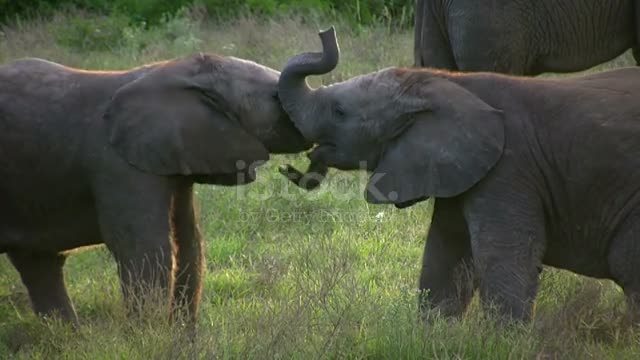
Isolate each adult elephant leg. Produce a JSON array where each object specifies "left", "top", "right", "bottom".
[
  {"left": 171, "top": 184, "right": 204, "bottom": 325},
  {"left": 419, "top": 198, "right": 475, "bottom": 318},
  {"left": 96, "top": 176, "right": 175, "bottom": 319},
  {"left": 464, "top": 193, "right": 545, "bottom": 322},
  {"left": 8, "top": 251, "right": 78, "bottom": 325},
  {"left": 607, "top": 213, "right": 640, "bottom": 325},
  {"left": 633, "top": 46, "right": 640, "bottom": 66},
  {"left": 636, "top": 1, "right": 640, "bottom": 65},
  {"left": 447, "top": 5, "right": 529, "bottom": 75},
  {"left": 413, "top": 0, "right": 457, "bottom": 69}
]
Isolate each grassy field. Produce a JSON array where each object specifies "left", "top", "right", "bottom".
[{"left": 1, "top": 10, "right": 639, "bottom": 359}]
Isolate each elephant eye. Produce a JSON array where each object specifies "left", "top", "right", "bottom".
[
  {"left": 271, "top": 92, "right": 281, "bottom": 103},
  {"left": 334, "top": 103, "right": 346, "bottom": 117}
]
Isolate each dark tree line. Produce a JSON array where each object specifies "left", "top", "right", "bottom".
[{"left": 0, "top": 0, "right": 414, "bottom": 26}]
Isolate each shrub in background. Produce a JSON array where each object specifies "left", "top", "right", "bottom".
[
  {"left": 2, "top": 0, "right": 414, "bottom": 52},
  {"left": 54, "top": 13, "right": 135, "bottom": 51},
  {"left": 52, "top": 8, "right": 203, "bottom": 52},
  {"left": 1, "top": 0, "right": 414, "bottom": 27}
]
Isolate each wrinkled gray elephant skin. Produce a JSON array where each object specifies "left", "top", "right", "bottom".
[
  {"left": 415, "top": 0, "right": 640, "bottom": 74},
  {"left": 278, "top": 28, "right": 640, "bottom": 323},
  {"left": 0, "top": 54, "right": 311, "bottom": 326}
]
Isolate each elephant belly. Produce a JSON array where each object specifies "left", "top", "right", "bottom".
[
  {"left": 0, "top": 204, "right": 103, "bottom": 254},
  {"left": 542, "top": 232, "right": 612, "bottom": 279}
]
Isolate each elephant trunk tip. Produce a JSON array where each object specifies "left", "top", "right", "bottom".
[
  {"left": 318, "top": 26, "right": 340, "bottom": 73},
  {"left": 280, "top": 26, "right": 340, "bottom": 80}
]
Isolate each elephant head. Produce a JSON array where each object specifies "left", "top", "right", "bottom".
[
  {"left": 104, "top": 53, "right": 311, "bottom": 185},
  {"left": 278, "top": 28, "right": 505, "bottom": 206}
]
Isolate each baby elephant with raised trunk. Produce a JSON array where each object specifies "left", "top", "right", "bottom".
[
  {"left": 0, "top": 54, "right": 310, "bottom": 326},
  {"left": 280, "top": 28, "right": 640, "bottom": 322}
]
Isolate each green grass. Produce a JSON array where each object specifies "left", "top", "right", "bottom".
[{"left": 1, "top": 10, "right": 640, "bottom": 359}]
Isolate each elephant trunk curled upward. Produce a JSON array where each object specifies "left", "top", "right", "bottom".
[
  {"left": 279, "top": 28, "right": 640, "bottom": 323},
  {"left": 0, "top": 53, "right": 310, "bottom": 326}
]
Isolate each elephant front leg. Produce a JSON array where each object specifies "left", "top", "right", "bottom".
[
  {"left": 96, "top": 183, "right": 175, "bottom": 320},
  {"left": 419, "top": 198, "right": 475, "bottom": 318},
  {"left": 464, "top": 198, "right": 545, "bottom": 322},
  {"left": 106, "top": 226, "right": 175, "bottom": 319},
  {"left": 8, "top": 251, "right": 78, "bottom": 326},
  {"left": 171, "top": 185, "right": 204, "bottom": 325}
]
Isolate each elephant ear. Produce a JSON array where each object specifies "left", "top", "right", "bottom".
[
  {"left": 104, "top": 63, "right": 269, "bottom": 181},
  {"left": 365, "top": 77, "right": 504, "bottom": 205}
]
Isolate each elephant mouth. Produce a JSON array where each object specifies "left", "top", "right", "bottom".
[
  {"left": 312, "top": 142, "right": 365, "bottom": 171},
  {"left": 321, "top": 142, "right": 382, "bottom": 171},
  {"left": 262, "top": 121, "right": 314, "bottom": 154},
  {"left": 315, "top": 142, "right": 337, "bottom": 156}
]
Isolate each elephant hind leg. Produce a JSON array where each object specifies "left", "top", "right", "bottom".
[
  {"left": 171, "top": 186, "right": 204, "bottom": 325},
  {"left": 8, "top": 251, "right": 78, "bottom": 326}
]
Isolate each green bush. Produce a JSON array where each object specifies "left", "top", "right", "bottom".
[
  {"left": 54, "top": 13, "right": 135, "bottom": 51},
  {"left": 99, "top": 0, "right": 186, "bottom": 24},
  {"left": 1, "top": 0, "right": 414, "bottom": 27},
  {"left": 0, "top": 0, "right": 59, "bottom": 19},
  {"left": 195, "top": 0, "right": 332, "bottom": 18},
  {"left": 53, "top": 8, "right": 203, "bottom": 52}
]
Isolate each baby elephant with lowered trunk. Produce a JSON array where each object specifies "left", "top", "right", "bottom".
[
  {"left": 0, "top": 54, "right": 310, "bottom": 326},
  {"left": 280, "top": 28, "right": 640, "bottom": 322}
]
